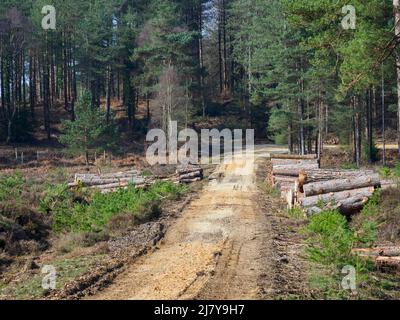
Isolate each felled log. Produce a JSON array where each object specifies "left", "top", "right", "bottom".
[
  {"left": 272, "top": 164, "right": 320, "bottom": 176},
  {"left": 271, "top": 159, "right": 319, "bottom": 166},
  {"left": 272, "top": 175, "right": 298, "bottom": 186},
  {"left": 270, "top": 154, "right": 318, "bottom": 160},
  {"left": 298, "top": 169, "right": 375, "bottom": 189},
  {"left": 304, "top": 195, "right": 370, "bottom": 215},
  {"left": 332, "top": 195, "right": 370, "bottom": 214},
  {"left": 179, "top": 171, "right": 203, "bottom": 180},
  {"left": 180, "top": 177, "right": 202, "bottom": 183},
  {"left": 352, "top": 247, "right": 400, "bottom": 258},
  {"left": 275, "top": 180, "right": 296, "bottom": 190},
  {"left": 74, "top": 177, "right": 144, "bottom": 186},
  {"left": 380, "top": 180, "right": 398, "bottom": 190},
  {"left": 376, "top": 256, "right": 400, "bottom": 269},
  {"left": 75, "top": 170, "right": 139, "bottom": 181},
  {"left": 299, "top": 187, "right": 375, "bottom": 208},
  {"left": 176, "top": 164, "right": 203, "bottom": 174},
  {"left": 302, "top": 175, "right": 381, "bottom": 197}
]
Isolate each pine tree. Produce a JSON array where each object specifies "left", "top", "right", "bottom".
[{"left": 59, "top": 91, "right": 120, "bottom": 165}]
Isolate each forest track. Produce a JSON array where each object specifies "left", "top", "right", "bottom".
[{"left": 90, "top": 145, "right": 296, "bottom": 300}]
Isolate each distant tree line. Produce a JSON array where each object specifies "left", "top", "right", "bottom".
[{"left": 1, "top": 0, "right": 400, "bottom": 166}]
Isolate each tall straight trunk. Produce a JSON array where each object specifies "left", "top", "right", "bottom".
[
  {"left": 63, "top": 31, "right": 69, "bottom": 112},
  {"left": 288, "top": 122, "right": 293, "bottom": 154},
  {"left": 394, "top": 0, "right": 400, "bottom": 159},
  {"left": 42, "top": 44, "right": 51, "bottom": 140},
  {"left": 222, "top": 0, "right": 228, "bottom": 93},
  {"left": 117, "top": 70, "right": 121, "bottom": 101},
  {"left": 230, "top": 35, "right": 235, "bottom": 93},
  {"left": 198, "top": 3, "right": 206, "bottom": 117},
  {"left": 298, "top": 68, "right": 305, "bottom": 155},
  {"left": 218, "top": 9, "right": 223, "bottom": 94},
  {"left": 6, "top": 54, "right": 16, "bottom": 144},
  {"left": 123, "top": 70, "right": 134, "bottom": 130},
  {"left": 38, "top": 56, "right": 43, "bottom": 101},
  {"left": 22, "top": 51, "right": 26, "bottom": 108},
  {"left": 29, "top": 52, "right": 36, "bottom": 118},
  {"left": 353, "top": 96, "right": 361, "bottom": 167},
  {"left": 382, "top": 64, "right": 386, "bottom": 166},
  {"left": 68, "top": 40, "right": 73, "bottom": 103},
  {"left": 106, "top": 65, "right": 112, "bottom": 124},
  {"left": 306, "top": 96, "right": 312, "bottom": 154},
  {"left": 50, "top": 48, "right": 55, "bottom": 107},
  {"left": 1, "top": 57, "right": 5, "bottom": 119},
  {"left": 71, "top": 41, "right": 76, "bottom": 120},
  {"left": 317, "top": 97, "right": 323, "bottom": 160},
  {"left": 373, "top": 86, "right": 377, "bottom": 123},
  {"left": 15, "top": 53, "right": 20, "bottom": 105},
  {"left": 325, "top": 104, "right": 329, "bottom": 136},
  {"left": 247, "top": 46, "right": 252, "bottom": 102},
  {"left": 366, "top": 88, "right": 373, "bottom": 163},
  {"left": 146, "top": 93, "right": 150, "bottom": 128}
]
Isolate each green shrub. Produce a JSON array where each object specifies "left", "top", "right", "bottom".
[
  {"left": 41, "top": 181, "right": 187, "bottom": 233},
  {"left": 394, "top": 162, "right": 400, "bottom": 178},
  {"left": 0, "top": 172, "right": 25, "bottom": 203},
  {"left": 378, "top": 167, "right": 392, "bottom": 179},
  {"left": 305, "top": 210, "right": 354, "bottom": 265},
  {"left": 363, "top": 141, "right": 379, "bottom": 163},
  {"left": 341, "top": 163, "right": 359, "bottom": 170}
]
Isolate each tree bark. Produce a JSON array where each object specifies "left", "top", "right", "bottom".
[
  {"left": 270, "top": 154, "right": 318, "bottom": 160},
  {"left": 272, "top": 164, "right": 320, "bottom": 176},
  {"left": 300, "top": 187, "right": 374, "bottom": 208},
  {"left": 395, "top": 0, "right": 400, "bottom": 159},
  {"left": 106, "top": 65, "right": 112, "bottom": 124},
  {"left": 303, "top": 175, "right": 381, "bottom": 197}
]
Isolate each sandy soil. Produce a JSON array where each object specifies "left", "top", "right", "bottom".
[{"left": 90, "top": 145, "right": 300, "bottom": 300}]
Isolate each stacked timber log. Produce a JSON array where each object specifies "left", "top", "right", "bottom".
[
  {"left": 69, "top": 170, "right": 147, "bottom": 193},
  {"left": 176, "top": 163, "right": 203, "bottom": 183},
  {"left": 270, "top": 154, "right": 320, "bottom": 208},
  {"left": 70, "top": 164, "right": 204, "bottom": 193},
  {"left": 352, "top": 247, "right": 400, "bottom": 270},
  {"left": 270, "top": 154, "right": 384, "bottom": 215},
  {"left": 299, "top": 171, "right": 381, "bottom": 215}
]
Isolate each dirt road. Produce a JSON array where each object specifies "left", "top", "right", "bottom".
[{"left": 92, "top": 145, "right": 292, "bottom": 300}]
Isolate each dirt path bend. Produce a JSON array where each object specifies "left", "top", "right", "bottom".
[{"left": 92, "top": 145, "right": 287, "bottom": 300}]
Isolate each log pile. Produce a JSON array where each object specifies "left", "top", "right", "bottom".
[
  {"left": 69, "top": 170, "right": 147, "bottom": 193},
  {"left": 270, "top": 154, "right": 320, "bottom": 208},
  {"left": 270, "top": 154, "right": 383, "bottom": 215},
  {"left": 70, "top": 164, "right": 204, "bottom": 193},
  {"left": 176, "top": 164, "right": 203, "bottom": 183},
  {"left": 352, "top": 247, "right": 400, "bottom": 270}
]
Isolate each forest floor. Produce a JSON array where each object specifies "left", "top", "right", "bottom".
[{"left": 88, "top": 145, "right": 310, "bottom": 300}]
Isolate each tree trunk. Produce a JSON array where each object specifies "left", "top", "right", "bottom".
[
  {"left": 63, "top": 31, "right": 69, "bottom": 113},
  {"left": 382, "top": 63, "right": 386, "bottom": 165},
  {"left": 298, "top": 169, "right": 375, "bottom": 185},
  {"left": 42, "top": 46, "right": 51, "bottom": 140},
  {"left": 300, "top": 187, "right": 374, "bottom": 208},
  {"left": 272, "top": 164, "right": 320, "bottom": 176},
  {"left": 303, "top": 175, "right": 381, "bottom": 197},
  {"left": 353, "top": 96, "right": 361, "bottom": 166},
  {"left": 0, "top": 56, "right": 5, "bottom": 119},
  {"left": 395, "top": 0, "right": 400, "bottom": 159},
  {"left": 218, "top": 3, "right": 223, "bottom": 94},
  {"left": 270, "top": 154, "right": 318, "bottom": 160},
  {"left": 106, "top": 65, "right": 112, "bottom": 124},
  {"left": 29, "top": 52, "right": 36, "bottom": 119}
]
